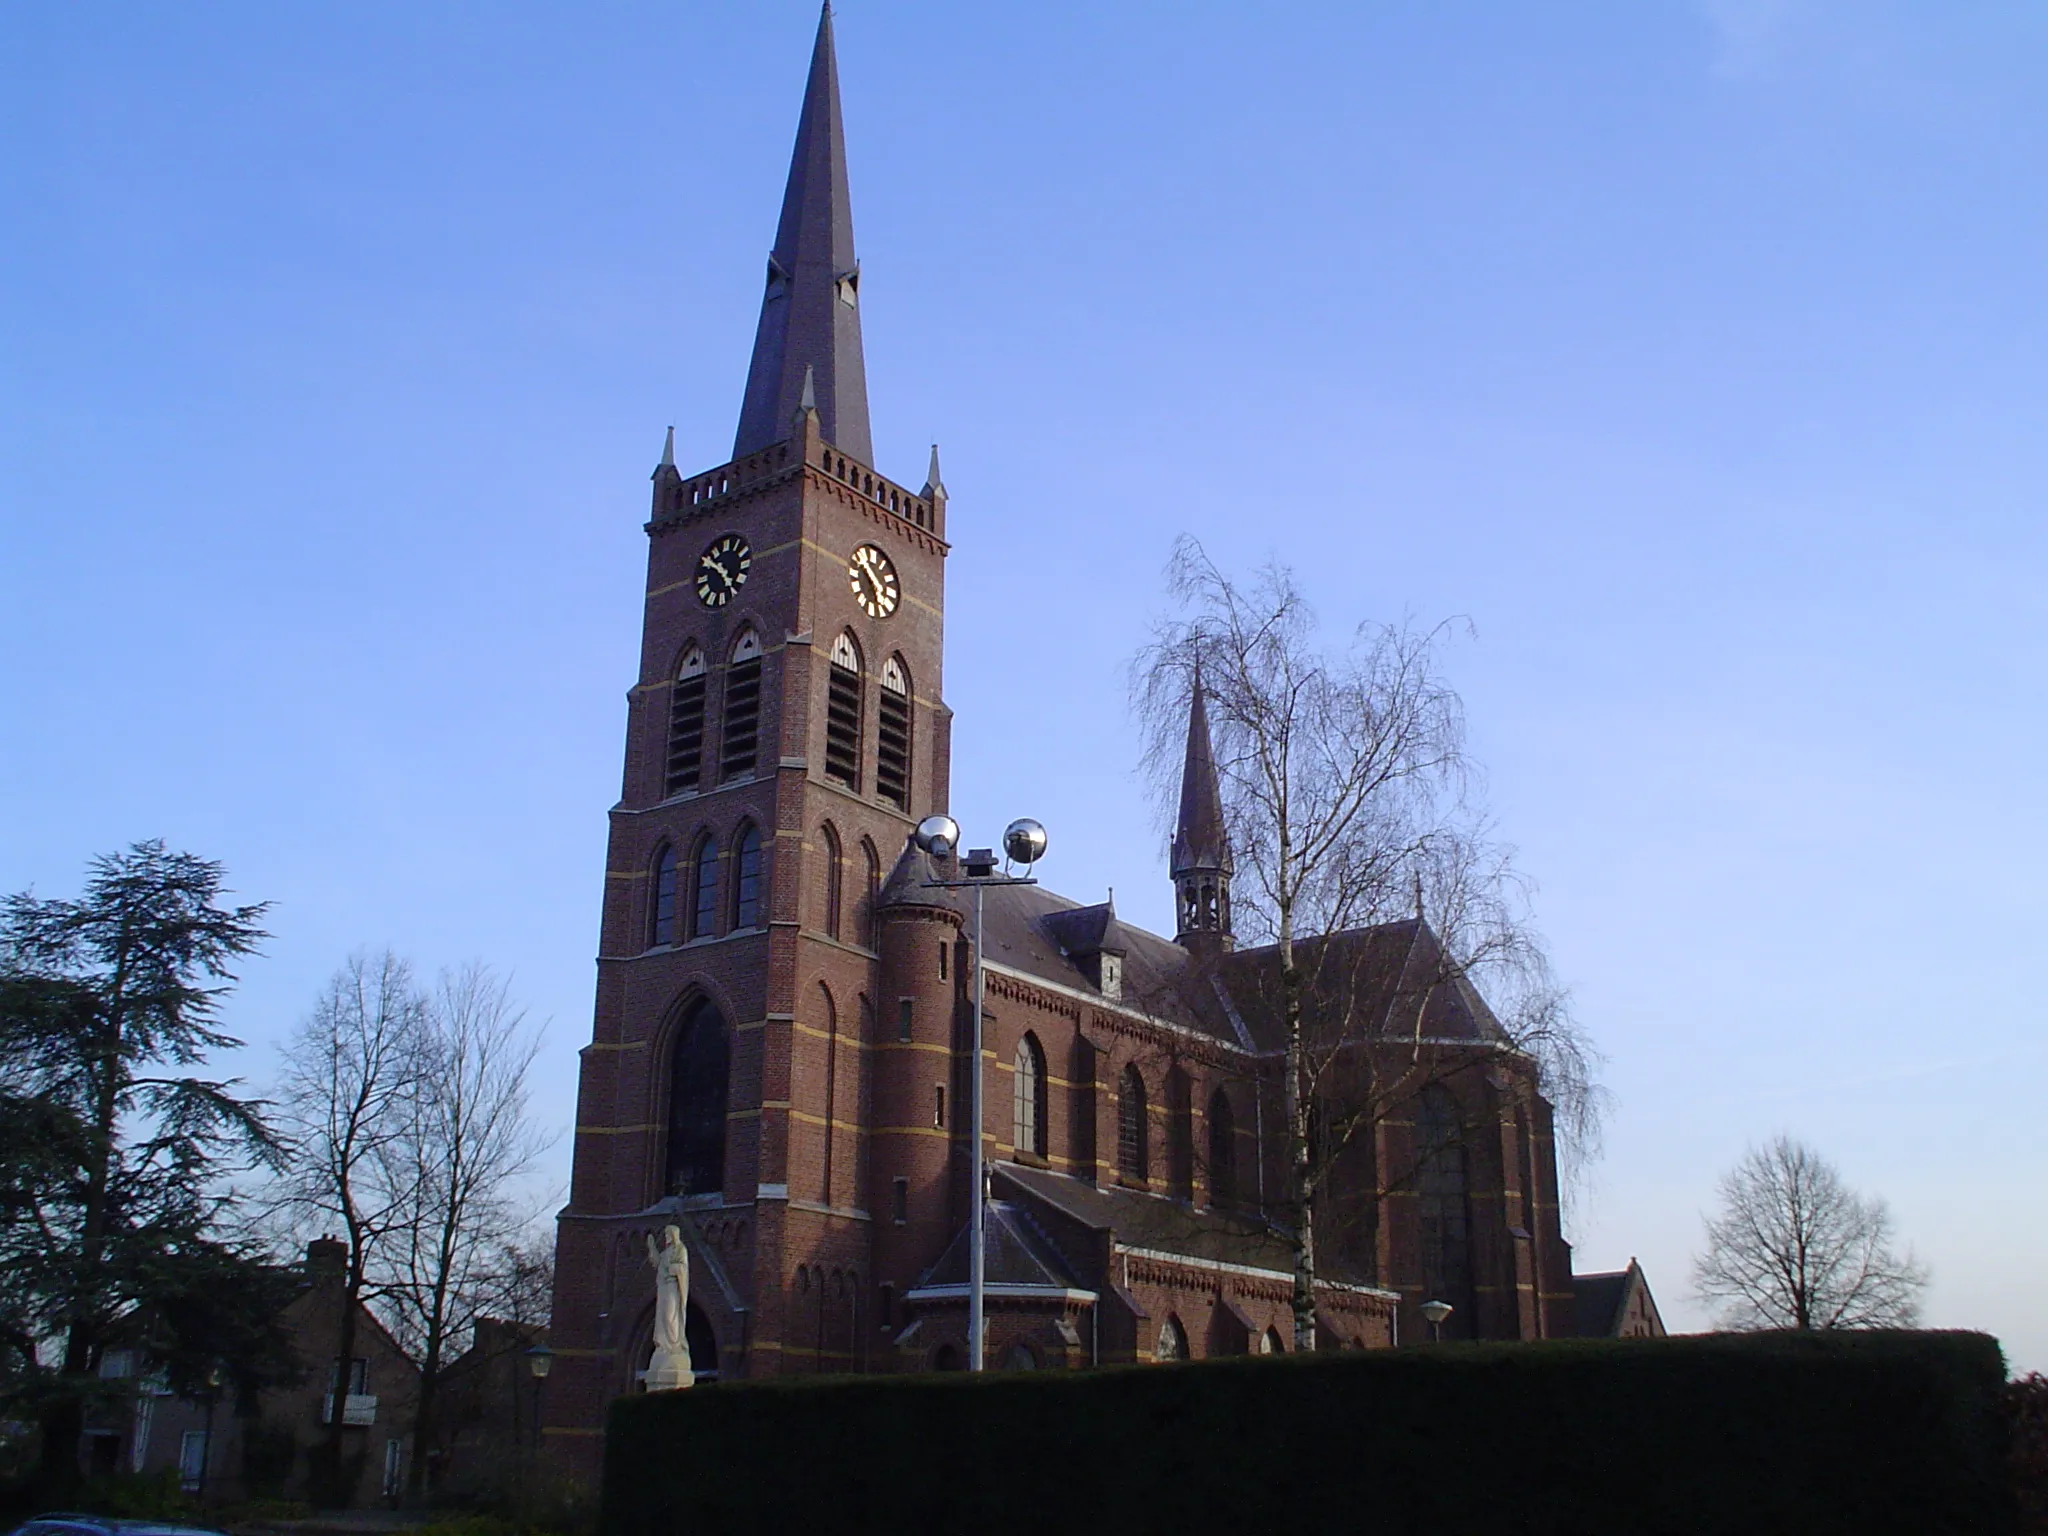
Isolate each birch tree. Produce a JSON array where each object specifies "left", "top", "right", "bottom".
[
  {"left": 1135, "top": 538, "right": 1600, "bottom": 1350},
  {"left": 381, "top": 963, "right": 550, "bottom": 1498},
  {"left": 271, "top": 951, "right": 426, "bottom": 1506}
]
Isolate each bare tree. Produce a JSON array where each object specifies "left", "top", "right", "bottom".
[
  {"left": 270, "top": 951, "right": 426, "bottom": 1505},
  {"left": 382, "top": 963, "right": 551, "bottom": 1498},
  {"left": 1693, "top": 1135, "right": 1929, "bottom": 1330},
  {"left": 1134, "top": 537, "right": 1600, "bottom": 1349}
]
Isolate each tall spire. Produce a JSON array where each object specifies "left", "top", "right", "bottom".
[
  {"left": 733, "top": 5, "right": 872, "bottom": 464},
  {"left": 1171, "top": 672, "right": 1234, "bottom": 952}
]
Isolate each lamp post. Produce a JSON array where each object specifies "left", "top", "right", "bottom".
[
  {"left": 522, "top": 1345, "right": 552, "bottom": 1500},
  {"left": 1420, "top": 1299, "right": 1453, "bottom": 1344},
  {"left": 198, "top": 1365, "right": 222, "bottom": 1503},
  {"left": 915, "top": 813, "right": 1048, "bottom": 1374}
]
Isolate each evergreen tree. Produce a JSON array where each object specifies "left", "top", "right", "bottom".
[{"left": 0, "top": 841, "right": 287, "bottom": 1497}]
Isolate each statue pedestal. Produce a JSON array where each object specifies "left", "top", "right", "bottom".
[{"left": 645, "top": 1347, "right": 695, "bottom": 1392}]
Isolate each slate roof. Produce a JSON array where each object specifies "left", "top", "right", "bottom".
[
  {"left": 732, "top": 5, "right": 871, "bottom": 462},
  {"left": 995, "top": 1162, "right": 1381, "bottom": 1292},
  {"left": 1171, "top": 680, "right": 1232, "bottom": 876},
  {"left": 914, "top": 1199, "right": 1082, "bottom": 1291},
  {"left": 1573, "top": 1270, "right": 1632, "bottom": 1337},
  {"left": 877, "top": 840, "right": 1507, "bottom": 1057}
]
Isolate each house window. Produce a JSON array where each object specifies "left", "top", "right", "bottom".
[
  {"left": 665, "top": 643, "right": 706, "bottom": 796},
  {"left": 178, "top": 1430, "right": 208, "bottom": 1492},
  {"left": 1208, "top": 1087, "right": 1237, "bottom": 1205},
  {"left": 1261, "top": 1327, "right": 1285, "bottom": 1355},
  {"left": 932, "top": 1085, "right": 945, "bottom": 1128},
  {"left": 938, "top": 941, "right": 948, "bottom": 981},
  {"left": 331, "top": 1357, "right": 369, "bottom": 1396},
  {"left": 878, "top": 1283, "right": 895, "bottom": 1330},
  {"left": 665, "top": 998, "right": 730, "bottom": 1197},
  {"left": 876, "top": 656, "right": 911, "bottom": 811},
  {"left": 1002, "top": 1341, "right": 1038, "bottom": 1371},
  {"left": 825, "top": 632, "right": 864, "bottom": 790},
  {"left": 891, "top": 1177, "right": 908, "bottom": 1224},
  {"left": 1013, "top": 1033, "right": 1047, "bottom": 1158},
  {"left": 688, "top": 834, "right": 718, "bottom": 939},
  {"left": 732, "top": 824, "right": 764, "bottom": 929},
  {"left": 720, "top": 630, "right": 763, "bottom": 781},
  {"left": 1117, "top": 1066, "right": 1148, "bottom": 1183},
  {"left": 897, "top": 998, "right": 913, "bottom": 1043},
  {"left": 651, "top": 844, "right": 678, "bottom": 947},
  {"left": 381, "top": 1436, "right": 405, "bottom": 1498},
  {"left": 1155, "top": 1316, "right": 1186, "bottom": 1363}
]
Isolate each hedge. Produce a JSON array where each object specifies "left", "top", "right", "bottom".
[{"left": 601, "top": 1331, "right": 2014, "bottom": 1536}]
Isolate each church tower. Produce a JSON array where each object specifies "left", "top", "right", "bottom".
[
  {"left": 546, "top": 6, "right": 951, "bottom": 1468},
  {"left": 1171, "top": 678, "right": 1234, "bottom": 953}
]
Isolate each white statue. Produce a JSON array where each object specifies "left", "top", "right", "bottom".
[{"left": 644, "top": 1224, "right": 694, "bottom": 1391}]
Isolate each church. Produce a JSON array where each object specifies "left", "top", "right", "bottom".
[{"left": 543, "top": 8, "right": 1629, "bottom": 1475}]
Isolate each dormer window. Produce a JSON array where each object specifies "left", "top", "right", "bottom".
[{"left": 1100, "top": 953, "right": 1123, "bottom": 1000}]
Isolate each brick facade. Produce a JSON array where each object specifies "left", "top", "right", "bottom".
[{"left": 541, "top": 10, "right": 1582, "bottom": 1484}]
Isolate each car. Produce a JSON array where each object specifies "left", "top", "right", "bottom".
[{"left": 7, "top": 1517, "right": 229, "bottom": 1536}]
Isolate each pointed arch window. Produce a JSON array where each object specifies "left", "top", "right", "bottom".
[
  {"left": 819, "top": 822, "right": 843, "bottom": 940},
  {"left": 1117, "top": 1066, "right": 1148, "bottom": 1184},
  {"left": 876, "top": 656, "right": 911, "bottom": 811},
  {"left": 1166, "top": 1067, "right": 1194, "bottom": 1199},
  {"left": 1013, "top": 1033, "right": 1048, "bottom": 1159},
  {"left": 732, "top": 824, "right": 764, "bottom": 930},
  {"left": 1155, "top": 1315, "right": 1186, "bottom": 1363},
  {"left": 687, "top": 833, "right": 719, "bottom": 940},
  {"left": 720, "top": 630, "right": 763, "bottom": 782},
  {"left": 665, "top": 643, "right": 707, "bottom": 797},
  {"left": 1417, "top": 1086, "right": 1473, "bottom": 1329},
  {"left": 1208, "top": 1087, "right": 1237, "bottom": 1206},
  {"left": 651, "top": 844, "right": 679, "bottom": 948},
  {"left": 824, "top": 632, "right": 864, "bottom": 791},
  {"left": 862, "top": 838, "right": 882, "bottom": 949},
  {"left": 664, "top": 998, "right": 730, "bottom": 1197}
]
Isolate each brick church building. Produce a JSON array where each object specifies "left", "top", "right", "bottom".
[{"left": 544, "top": 7, "right": 1591, "bottom": 1474}]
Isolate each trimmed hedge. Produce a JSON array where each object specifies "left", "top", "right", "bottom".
[{"left": 602, "top": 1331, "right": 2014, "bottom": 1536}]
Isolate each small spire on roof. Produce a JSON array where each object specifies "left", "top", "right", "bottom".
[
  {"left": 922, "top": 442, "right": 946, "bottom": 500},
  {"left": 659, "top": 425, "right": 675, "bottom": 468},
  {"left": 799, "top": 363, "right": 817, "bottom": 414}
]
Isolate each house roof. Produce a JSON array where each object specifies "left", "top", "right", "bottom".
[{"left": 1572, "top": 1259, "right": 1661, "bottom": 1337}]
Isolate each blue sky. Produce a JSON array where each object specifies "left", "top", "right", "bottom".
[{"left": 4, "top": 2, "right": 2044, "bottom": 1366}]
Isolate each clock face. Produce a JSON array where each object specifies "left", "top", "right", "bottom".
[
  {"left": 849, "top": 544, "right": 900, "bottom": 619},
  {"left": 695, "top": 534, "right": 751, "bottom": 608}
]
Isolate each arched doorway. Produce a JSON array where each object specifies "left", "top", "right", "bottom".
[{"left": 685, "top": 1301, "right": 719, "bottom": 1382}]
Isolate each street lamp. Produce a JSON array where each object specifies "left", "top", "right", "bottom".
[
  {"left": 522, "top": 1345, "right": 552, "bottom": 1499},
  {"left": 916, "top": 813, "right": 1048, "bottom": 1373},
  {"left": 198, "top": 1365, "right": 222, "bottom": 1503},
  {"left": 1420, "top": 1299, "right": 1453, "bottom": 1343}
]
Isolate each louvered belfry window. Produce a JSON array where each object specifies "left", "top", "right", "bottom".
[
  {"left": 876, "top": 656, "right": 911, "bottom": 811},
  {"left": 824, "top": 632, "right": 863, "bottom": 790},
  {"left": 665, "top": 644, "right": 707, "bottom": 797},
  {"left": 720, "top": 630, "right": 763, "bottom": 782}
]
